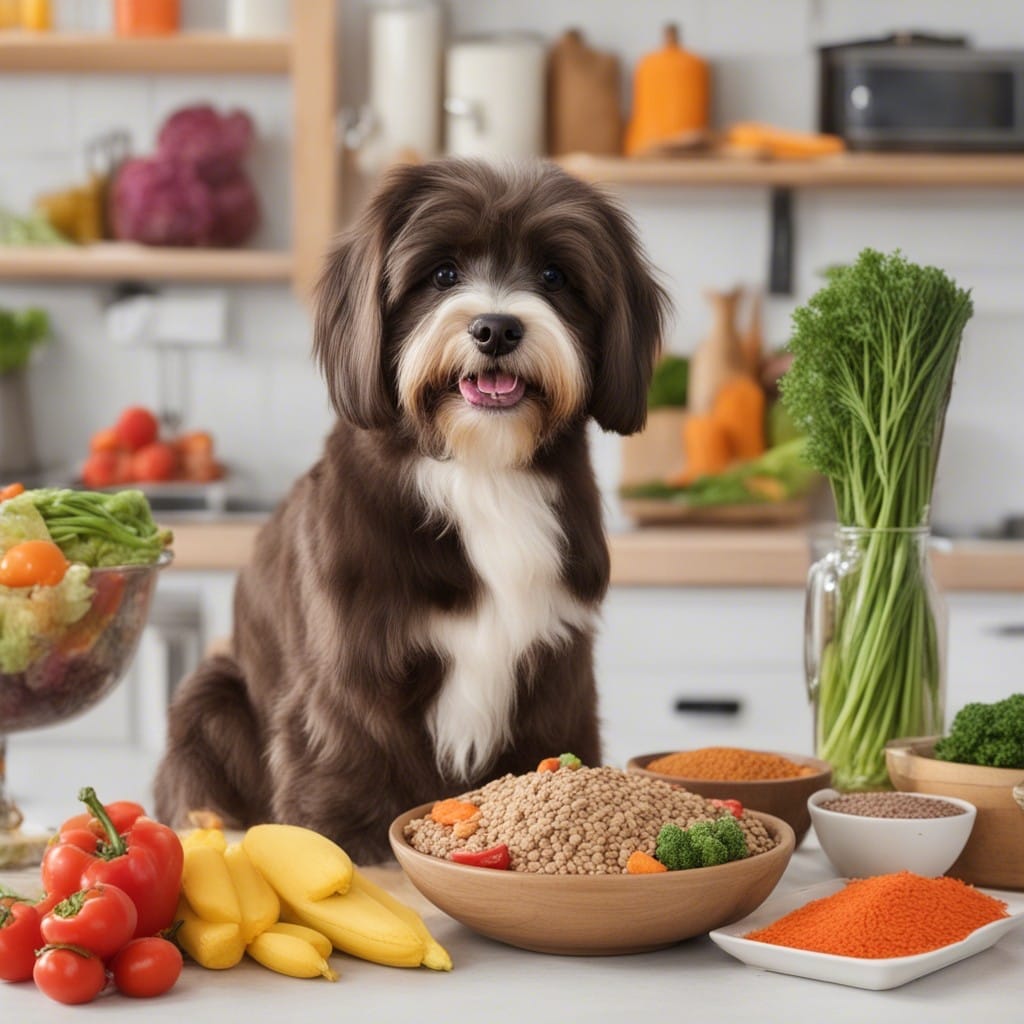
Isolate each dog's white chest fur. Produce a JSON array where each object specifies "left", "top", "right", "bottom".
[{"left": 414, "top": 458, "right": 593, "bottom": 779}]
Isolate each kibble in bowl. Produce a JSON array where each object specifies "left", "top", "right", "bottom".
[
  {"left": 808, "top": 788, "right": 977, "bottom": 879},
  {"left": 389, "top": 766, "right": 795, "bottom": 955}
]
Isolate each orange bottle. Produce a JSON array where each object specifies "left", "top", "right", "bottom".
[
  {"left": 625, "top": 24, "right": 710, "bottom": 156},
  {"left": 114, "top": 0, "right": 180, "bottom": 36}
]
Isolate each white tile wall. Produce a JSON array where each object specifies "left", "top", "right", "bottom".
[{"left": 0, "top": 0, "right": 1022, "bottom": 530}]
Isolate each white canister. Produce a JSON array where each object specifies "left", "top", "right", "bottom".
[
  {"left": 358, "top": 0, "right": 443, "bottom": 173},
  {"left": 227, "top": 0, "right": 290, "bottom": 36},
  {"left": 445, "top": 34, "right": 546, "bottom": 160}
]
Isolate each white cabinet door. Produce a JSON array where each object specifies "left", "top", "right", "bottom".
[
  {"left": 945, "top": 591, "right": 1024, "bottom": 718},
  {"left": 595, "top": 587, "right": 812, "bottom": 766}
]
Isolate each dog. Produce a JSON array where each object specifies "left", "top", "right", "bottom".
[{"left": 154, "top": 158, "right": 668, "bottom": 863}]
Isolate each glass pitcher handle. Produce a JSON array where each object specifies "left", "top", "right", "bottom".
[{"left": 804, "top": 554, "right": 837, "bottom": 703}]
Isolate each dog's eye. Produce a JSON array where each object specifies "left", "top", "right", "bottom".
[
  {"left": 540, "top": 265, "right": 565, "bottom": 292},
  {"left": 432, "top": 263, "right": 459, "bottom": 290}
]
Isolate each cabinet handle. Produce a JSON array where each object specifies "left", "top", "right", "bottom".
[
  {"left": 988, "top": 624, "right": 1024, "bottom": 637},
  {"left": 674, "top": 698, "right": 742, "bottom": 716}
]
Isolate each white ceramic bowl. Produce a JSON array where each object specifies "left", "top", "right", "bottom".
[{"left": 808, "top": 788, "right": 977, "bottom": 878}]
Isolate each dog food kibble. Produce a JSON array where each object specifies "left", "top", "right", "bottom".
[
  {"left": 818, "top": 792, "right": 967, "bottom": 819},
  {"left": 404, "top": 766, "right": 777, "bottom": 874},
  {"left": 646, "top": 747, "right": 815, "bottom": 780}
]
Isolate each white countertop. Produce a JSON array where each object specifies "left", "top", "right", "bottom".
[{"left": 2, "top": 831, "right": 1022, "bottom": 1024}]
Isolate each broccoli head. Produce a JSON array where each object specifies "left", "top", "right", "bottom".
[
  {"left": 934, "top": 694, "right": 1024, "bottom": 769},
  {"left": 654, "top": 816, "right": 750, "bottom": 870}
]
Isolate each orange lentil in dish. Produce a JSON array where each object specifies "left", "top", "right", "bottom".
[
  {"left": 403, "top": 765, "right": 777, "bottom": 874},
  {"left": 744, "top": 872, "right": 1008, "bottom": 958},
  {"left": 647, "top": 747, "right": 816, "bottom": 781}
]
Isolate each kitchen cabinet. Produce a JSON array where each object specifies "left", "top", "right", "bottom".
[
  {"left": 0, "top": 0, "right": 337, "bottom": 298},
  {"left": 560, "top": 151, "right": 1024, "bottom": 294},
  {"left": 595, "top": 587, "right": 812, "bottom": 765}
]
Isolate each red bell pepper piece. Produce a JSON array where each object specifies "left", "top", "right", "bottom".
[
  {"left": 711, "top": 798, "right": 744, "bottom": 820},
  {"left": 60, "top": 800, "right": 146, "bottom": 839},
  {"left": 41, "top": 788, "right": 183, "bottom": 939},
  {"left": 451, "top": 843, "right": 511, "bottom": 870}
]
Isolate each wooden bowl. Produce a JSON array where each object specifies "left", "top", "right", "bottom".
[
  {"left": 626, "top": 751, "right": 832, "bottom": 847},
  {"left": 885, "top": 736, "right": 1024, "bottom": 890},
  {"left": 389, "top": 803, "right": 795, "bottom": 956}
]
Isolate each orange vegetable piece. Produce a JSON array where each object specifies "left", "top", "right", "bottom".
[
  {"left": 430, "top": 799, "right": 479, "bottom": 825},
  {"left": 711, "top": 376, "right": 766, "bottom": 461},
  {"left": 670, "top": 413, "right": 731, "bottom": 486},
  {"left": 89, "top": 428, "right": 122, "bottom": 454},
  {"left": 0, "top": 540, "right": 70, "bottom": 588},
  {"left": 536, "top": 757, "right": 562, "bottom": 773},
  {"left": 626, "top": 851, "right": 668, "bottom": 875},
  {"left": 0, "top": 482, "right": 25, "bottom": 501}
]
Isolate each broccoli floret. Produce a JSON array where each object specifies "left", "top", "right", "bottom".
[
  {"left": 558, "top": 753, "right": 582, "bottom": 769},
  {"left": 934, "top": 694, "right": 1024, "bottom": 769},
  {"left": 655, "top": 824, "right": 700, "bottom": 870},
  {"left": 712, "top": 814, "right": 749, "bottom": 861},
  {"left": 654, "top": 817, "right": 749, "bottom": 870}
]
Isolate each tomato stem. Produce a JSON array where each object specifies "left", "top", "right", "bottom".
[{"left": 77, "top": 787, "right": 127, "bottom": 859}]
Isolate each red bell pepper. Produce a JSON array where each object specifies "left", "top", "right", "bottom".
[
  {"left": 40, "top": 788, "right": 183, "bottom": 939},
  {"left": 451, "top": 843, "right": 511, "bottom": 870}
]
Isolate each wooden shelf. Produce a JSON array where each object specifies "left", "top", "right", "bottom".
[
  {"left": 0, "top": 32, "right": 290, "bottom": 74},
  {"left": 559, "top": 152, "right": 1024, "bottom": 189},
  {"left": 0, "top": 244, "right": 293, "bottom": 283}
]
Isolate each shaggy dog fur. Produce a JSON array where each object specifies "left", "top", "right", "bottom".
[{"left": 154, "top": 158, "right": 668, "bottom": 862}]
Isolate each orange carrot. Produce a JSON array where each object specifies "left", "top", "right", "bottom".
[
  {"left": 430, "top": 799, "right": 480, "bottom": 825},
  {"left": 536, "top": 757, "right": 562, "bottom": 773},
  {"left": 626, "top": 851, "right": 668, "bottom": 875},
  {"left": 0, "top": 482, "right": 25, "bottom": 501}
]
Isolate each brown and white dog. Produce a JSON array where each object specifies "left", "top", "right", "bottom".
[{"left": 154, "top": 159, "right": 668, "bottom": 862}]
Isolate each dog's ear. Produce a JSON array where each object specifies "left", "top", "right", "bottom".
[
  {"left": 589, "top": 201, "right": 670, "bottom": 436},
  {"left": 315, "top": 161, "right": 441, "bottom": 429}
]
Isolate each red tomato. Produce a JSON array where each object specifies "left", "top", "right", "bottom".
[
  {"left": 110, "top": 937, "right": 182, "bottom": 998},
  {"left": 40, "top": 884, "right": 138, "bottom": 960},
  {"left": 82, "top": 449, "right": 121, "bottom": 489},
  {"left": 0, "top": 898, "right": 42, "bottom": 982},
  {"left": 33, "top": 946, "right": 107, "bottom": 1005},
  {"left": 114, "top": 406, "right": 160, "bottom": 452},
  {"left": 451, "top": 843, "right": 511, "bottom": 870},
  {"left": 0, "top": 540, "right": 69, "bottom": 588},
  {"left": 130, "top": 442, "right": 177, "bottom": 483},
  {"left": 89, "top": 427, "right": 121, "bottom": 454}
]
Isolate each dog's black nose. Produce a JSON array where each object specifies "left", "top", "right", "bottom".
[{"left": 468, "top": 314, "right": 524, "bottom": 357}]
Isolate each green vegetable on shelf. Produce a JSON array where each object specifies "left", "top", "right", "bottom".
[
  {"left": 646, "top": 354, "right": 689, "bottom": 410},
  {"left": 0, "top": 307, "right": 49, "bottom": 375},
  {"left": 781, "top": 248, "right": 974, "bottom": 789},
  {"left": 934, "top": 694, "right": 1024, "bottom": 769}
]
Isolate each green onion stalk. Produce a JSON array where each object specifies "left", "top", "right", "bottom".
[{"left": 782, "top": 250, "right": 973, "bottom": 789}]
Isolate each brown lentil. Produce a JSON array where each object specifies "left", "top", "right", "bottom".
[
  {"left": 647, "top": 747, "right": 815, "bottom": 781},
  {"left": 818, "top": 791, "right": 967, "bottom": 819},
  {"left": 404, "top": 765, "right": 778, "bottom": 874}
]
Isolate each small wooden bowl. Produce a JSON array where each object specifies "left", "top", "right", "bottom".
[
  {"left": 886, "top": 736, "right": 1024, "bottom": 890},
  {"left": 626, "top": 751, "right": 833, "bottom": 847},
  {"left": 389, "top": 803, "right": 795, "bottom": 956}
]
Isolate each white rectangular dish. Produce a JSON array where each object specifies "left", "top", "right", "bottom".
[{"left": 709, "top": 878, "right": 1024, "bottom": 990}]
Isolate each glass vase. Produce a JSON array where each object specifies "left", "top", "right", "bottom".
[{"left": 804, "top": 526, "right": 946, "bottom": 791}]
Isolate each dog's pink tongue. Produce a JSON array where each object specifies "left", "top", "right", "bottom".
[
  {"left": 459, "top": 373, "right": 526, "bottom": 408},
  {"left": 477, "top": 370, "right": 518, "bottom": 395}
]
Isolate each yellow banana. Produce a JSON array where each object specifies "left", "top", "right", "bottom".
[
  {"left": 224, "top": 842, "right": 280, "bottom": 943},
  {"left": 243, "top": 824, "right": 353, "bottom": 901},
  {"left": 351, "top": 869, "right": 452, "bottom": 971},
  {"left": 280, "top": 887, "right": 425, "bottom": 968},
  {"left": 181, "top": 827, "right": 227, "bottom": 852},
  {"left": 181, "top": 844, "right": 242, "bottom": 924},
  {"left": 266, "top": 921, "right": 333, "bottom": 959},
  {"left": 246, "top": 931, "right": 338, "bottom": 981},
  {"left": 176, "top": 896, "right": 246, "bottom": 970}
]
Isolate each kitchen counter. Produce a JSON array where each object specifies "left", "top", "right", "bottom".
[
  {"left": 2, "top": 833, "right": 1021, "bottom": 1023},
  {"left": 163, "top": 516, "right": 1024, "bottom": 591}
]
